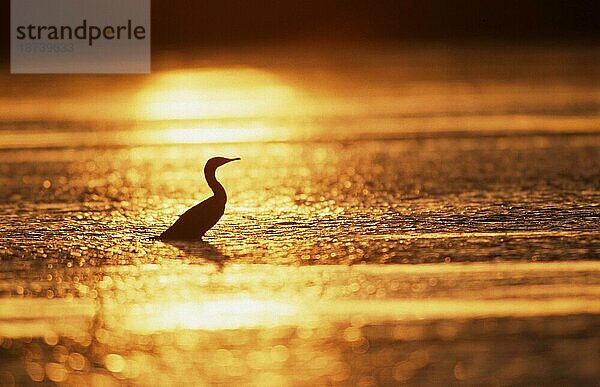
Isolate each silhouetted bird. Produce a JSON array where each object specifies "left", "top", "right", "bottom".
[{"left": 157, "top": 157, "right": 240, "bottom": 240}]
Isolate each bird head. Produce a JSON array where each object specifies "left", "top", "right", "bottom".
[{"left": 204, "top": 157, "right": 240, "bottom": 172}]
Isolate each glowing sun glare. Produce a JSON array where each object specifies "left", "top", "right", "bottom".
[{"left": 137, "top": 68, "right": 298, "bottom": 121}]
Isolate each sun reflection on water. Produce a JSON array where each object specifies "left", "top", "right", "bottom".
[
  {"left": 122, "top": 298, "right": 299, "bottom": 332},
  {"left": 0, "top": 258, "right": 598, "bottom": 385}
]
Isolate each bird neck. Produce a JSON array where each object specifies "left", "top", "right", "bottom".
[{"left": 205, "top": 167, "right": 226, "bottom": 200}]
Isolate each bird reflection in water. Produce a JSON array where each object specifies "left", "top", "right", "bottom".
[
  {"left": 163, "top": 240, "right": 231, "bottom": 268},
  {"left": 156, "top": 156, "right": 240, "bottom": 241}
]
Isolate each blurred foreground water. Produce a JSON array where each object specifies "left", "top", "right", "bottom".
[{"left": 0, "top": 45, "right": 599, "bottom": 385}]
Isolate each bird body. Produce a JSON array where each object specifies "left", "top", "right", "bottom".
[{"left": 157, "top": 157, "right": 239, "bottom": 241}]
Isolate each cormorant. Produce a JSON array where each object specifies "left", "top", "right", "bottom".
[{"left": 157, "top": 157, "right": 240, "bottom": 240}]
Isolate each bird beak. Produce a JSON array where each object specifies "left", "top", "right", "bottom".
[{"left": 224, "top": 157, "right": 240, "bottom": 164}]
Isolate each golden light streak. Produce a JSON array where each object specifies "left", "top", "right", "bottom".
[{"left": 150, "top": 122, "right": 285, "bottom": 144}]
